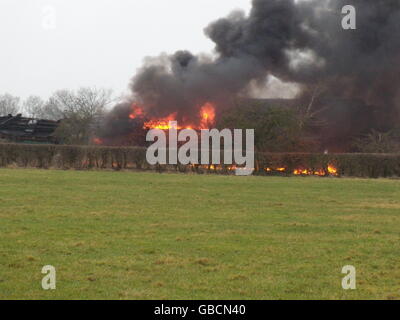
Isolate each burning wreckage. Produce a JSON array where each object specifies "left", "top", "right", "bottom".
[
  {"left": 91, "top": 0, "right": 400, "bottom": 176},
  {"left": 0, "top": 114, "right": 60, "bottom": 144},
  {"left": 97, "top": 0, "right": 400, "bottom": 153}
]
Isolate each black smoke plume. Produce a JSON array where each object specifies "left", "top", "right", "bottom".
[{"left": 102, "top": 0, "right": 400, "bottom": 150}]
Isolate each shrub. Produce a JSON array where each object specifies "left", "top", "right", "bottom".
[{"left": 0, "top": 143, "right": 399, "bottom": 178}]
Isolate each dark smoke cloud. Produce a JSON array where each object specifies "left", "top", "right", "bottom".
[{"left": 104, "top": 0, "right": 400, "bottom": 148}]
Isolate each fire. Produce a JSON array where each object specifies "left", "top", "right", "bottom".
[
  {"left": 293, "top": 169, "right": 307, "bottom": 175},
  {"left": 128, "top": 103, "right": 180, "bottom": 130},
  {"left": 144, "top": 113, "right": 179, "bottom": 130},
  {"left": 137, "top": 102, "right": 216, "bottom": 130},
  {"left": 328, "top": 165, "right": 338, "bottom": 175},
  {"left": 199, "top": 103, "right": 216, "bottom": 129},
  {"left": 93, "top": 137, "right": 103, "bottom": 145},
  {"left": 129, "top": 105, "right": 144, "bottom": 120},
  {"left": 189, "top": 164, "right": 238, "bottom": 172},
  {"left": 265, "top": 165, "right": 338, "bottom": 176}
]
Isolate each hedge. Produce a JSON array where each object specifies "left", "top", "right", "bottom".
[
  {"left": 0, "top": 143, "right": 399, "bottom": 178},
  {"left": 254, "top": 152, "right": 400, "bottom": 178}
]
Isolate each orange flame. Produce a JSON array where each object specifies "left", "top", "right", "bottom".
[
  {"left": 266, "top": 165, "right": 338, "bottom": 176},
  {"left": 144, "top": 113, "right": 179, "bottom": 130},
  {"left": 328, "top": 165, "right": 338, "bottom": 175},
  {"left": 129, "top": 104, "right": 144, "bottom": 120},
  {"left": 141, "top": 102, "right": 216, "bottom": 130},
  {"left": 199, "top": 103, "right": 216, "bottom": 129},
  {"left": 93, "top": 137, "right": 103, "bottom": 145}
]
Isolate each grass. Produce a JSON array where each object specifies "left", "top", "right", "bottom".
[{"left": 0, "top": 168, "right": 399, "bottom": 300}]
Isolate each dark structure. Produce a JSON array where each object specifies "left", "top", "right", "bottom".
[{"left": 0, "top": 114, "right": 60, "bottom": 144}]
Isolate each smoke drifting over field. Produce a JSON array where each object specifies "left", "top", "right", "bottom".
[{"left": 102, "top": 0, "right": 400, "bottom": 148}]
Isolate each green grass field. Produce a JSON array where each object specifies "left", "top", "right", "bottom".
[{"left": 0, "top": 169, "right": 399, "bottom": 300}]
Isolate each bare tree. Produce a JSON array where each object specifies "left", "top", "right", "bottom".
[
  {"left": 23, "top": 96, "right": 46, "bottom": 118},
  {"left": 37, "top": 97, "right": 65, "bottom": 121},
  {"left": 296, "top": 84, "right": 329, "bottom": 131},
  {"left": 0, "top": 93, "right": 20, "bottom": 116},
  {"left": 50, "top": 87, "right": 113, "bottom": 144},
  {"left": 353, "top": 129, "right": 400, "bottom": 153},
  {"left": 48, "top": 87, "right": 112, "bottom": 117}
]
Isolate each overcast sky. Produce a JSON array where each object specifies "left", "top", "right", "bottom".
[{"left": 0, "top": 0, "right": 252, "bottom": 100}]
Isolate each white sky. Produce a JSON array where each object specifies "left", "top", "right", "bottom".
[{"left": 0, "top": 0, "right": 252, "bottom": 100}]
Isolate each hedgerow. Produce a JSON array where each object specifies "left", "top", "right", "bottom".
[{"left": 0, "top": 143, "right": 399, "bottom": 178}]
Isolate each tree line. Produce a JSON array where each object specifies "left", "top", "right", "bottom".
[
  {"left": 1, "top": 87, "right": 399, "bottom": 153},
  {"left": 0, "top": 88, "right": 114, "bottom": 145}
]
